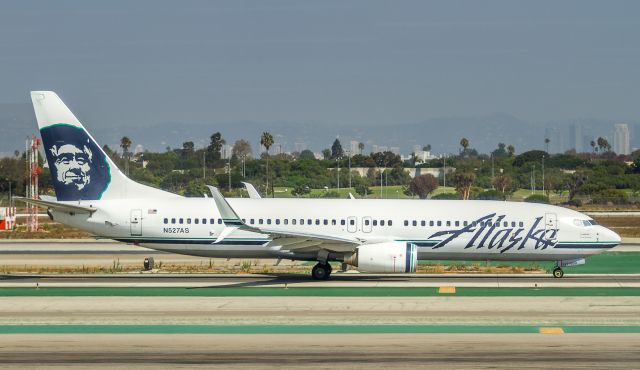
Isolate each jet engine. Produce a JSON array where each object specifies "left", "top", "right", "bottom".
[{"left": 344, "top": 242, "right": 417, "bottom": 273}]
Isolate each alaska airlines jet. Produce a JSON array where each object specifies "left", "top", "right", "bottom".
[{"left": 19, "top": 91, "right": 621, "bottom": 279}]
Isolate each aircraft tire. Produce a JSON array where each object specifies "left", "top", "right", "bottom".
[
  {"left": 312, "top": 263, "right": 331, "bottom": 280},
  {"left": 552, "top": 267, "right": 564, "bottom": 279}
]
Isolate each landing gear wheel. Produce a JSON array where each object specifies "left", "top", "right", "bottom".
[
  {"left": 312, "top": 263, "right": 331, "bottom": 280},
  {"left": 552, "top": 267, "right": 564, "bottom": 279}
]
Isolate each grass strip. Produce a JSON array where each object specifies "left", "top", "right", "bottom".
[{"left": 0, "top": 287, "right": 640, "bottom": 297}]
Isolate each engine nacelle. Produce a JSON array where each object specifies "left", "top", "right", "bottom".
[{"left": 344, "top": 242, "right": 417, "bottom": 273}]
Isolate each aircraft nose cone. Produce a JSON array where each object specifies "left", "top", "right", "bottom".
[{"left": 603, "top": 227, "right": 622, "bottom": 245}]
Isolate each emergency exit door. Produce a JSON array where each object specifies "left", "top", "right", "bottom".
[
  {"left": 544, "top": 213, "right": 557, "bottom": 241},
  {"left": 130, "top": 209, "right": 142, "bottom": 236}
]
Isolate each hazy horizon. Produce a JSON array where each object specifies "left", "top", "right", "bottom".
[{"left": 1, "top": 0, "right": 639, "bottom": 130}]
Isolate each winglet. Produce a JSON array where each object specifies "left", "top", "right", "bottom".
[{"left": 242, "top": 182, "right": 262, "bottom": 199}]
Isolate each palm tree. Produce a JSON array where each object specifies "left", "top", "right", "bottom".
[
  {"left": 358, "top": 142, "right": 365, "bottom": 155},
  {"left": 544, "top": 138, "right": 550, "bottom": 153},
  {"left": 260, "top": 132, "right": 274, "bottom": 196},
  {"left": 460, "top": 138, "right": 469, "bottom": 155},
  {"left": 507, "top": 145, "right": 515, "bottom": 156},
  {"left": 120, "top": 136, "right": 132, "bottom": 175}
]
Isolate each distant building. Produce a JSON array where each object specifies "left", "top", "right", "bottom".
[
  {"left": 293, "top": 142, "right": 307, "bottom": 153},
  {"left": 570, "top": 123, "right": 583, "bottom": 153},
  {"left": 349, "top": 140, "right": 361, "bottom": 155},
  {"left": 614, "top": 123, "right": 630, "bottom": 155},
  {"left": 544, "top": 127, "right": 566, "bottom": 154},
  {"left": 221, "top": 144, "right": 232, "bottom": 159}
]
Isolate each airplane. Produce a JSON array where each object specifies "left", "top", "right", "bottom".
[{"left": 18, "top": 91, "right": 621, "bottom": 280}]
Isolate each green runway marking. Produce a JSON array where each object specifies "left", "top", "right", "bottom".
[
  {"left": 419, "top": 251, "right": 640, "bottom": 274},
  {"left": 0, "top": 324, "right": 639, "bottom": 334},
  {"left": 0, "top": 287, "right": 639, "bottom": 297}
]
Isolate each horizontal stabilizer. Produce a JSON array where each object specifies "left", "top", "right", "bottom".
[{"left": 14, "top": 197, "right": 97, "bottom": 213}]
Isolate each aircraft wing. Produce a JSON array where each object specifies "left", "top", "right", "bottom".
[
  {"left": 14, "top": 197, "right": 97, "bottom": 214},
  {"left": 207, "top": 185, "right": 361, "bottom": 252}
]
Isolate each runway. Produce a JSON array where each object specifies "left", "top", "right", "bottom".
[
  {"left": 2, "top": 241, "right": 640, "bottom": 368},
  {"left": 2, "top": 272, "right": 640, "bottom": 288}
]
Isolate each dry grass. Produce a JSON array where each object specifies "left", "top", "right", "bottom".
[
  {"left": 0, "top": 222, "right": 91, "bottom": 239},
  {"left": 591, "top": 216, "right": 640, "bottom": 237}
]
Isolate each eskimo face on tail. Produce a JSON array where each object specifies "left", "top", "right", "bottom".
[{"left": 40, "top": 124, "right": 110, "bottom": 201}]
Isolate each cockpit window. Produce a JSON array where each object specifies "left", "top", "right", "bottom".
[{"left": 574, "top": 219, "right": 598, "bottom": 227}]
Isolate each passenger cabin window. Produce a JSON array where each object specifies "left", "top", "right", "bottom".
[
  {"left": 511, "top": 221, "right": 516, "bottom": 227},
  {"left": 519, "top": 222, "right": 524, "bottom": 227},
  {"left": 332, "top": 219, "right": 337, "bottom": 225},
  {"left": 194, "top": 219, "right": 199, "bottom": 224},
  {"left": 388, "top": 220, "right": 393, "bottom": 226},
  {"left": 350, "top": 219, "right": 355, "bottom": 225},
  {"left": 179, "top": 218, "right": 184, "bottom": 224},
  {"left": 275, "top": 219, "right": 280, "bottom": 225},
  {"left": 267, "top": 219, "right": 272, "bottom": 225},
  {"left": 421, "top": 221, "right": 426, "bottom": 227},
  {"left": 315, "top": 219, "right": 320, "bottom": 225},
  {"left": 380, "top": 220, "right": 385, "bottom": 226},
  {"left": 284, "top": 219, "right": 288, "bottom": 225},
  {"left": 187, "top": 218, "right": 191, "bottom": 224},
  {"left": 365, "top": 219, "right": 370, "bottom": 226},
  {"left": 218, "top": 219, "right": 223, "bottom": 224},
  {"left": 202, "top": 218, "right": 207, "bottom": 224},
  {"left": 463, "top": 221, "right": 468, "bottom": 226},
  {"left": 210, "top": 218, "right": 215, "bottom": 224},
  {"left": 429, "top": 221, "right": 434, "bottom": 226},
  {"left": 171, "top": 218, "right": 176, "bottom": 224},
  {"left": 412, "top": 220, "right": 417, "bottom": 226},
  {"left": 292, "top": 219, "right": 297, "bottom": 225},
  {"left": 437, "top": 221, "right": 442, "bottom": 226},
  {"left": 455, "top": 221, "right": 460, "bottom": 227},
  {"left": 259, "top": 219, "right": 264, "bottom": 225},
  {"left": 404, "top": 220, "right": 408, "bottom": 226},
  {"left": 163, "top": 218, "right": 168, "bottom": 224},
  {"left": 341, "top": 220, "right": 346, "bottom": 226},
  {"left": 324, "top": 219, "right": 328, "bottom": 225}
]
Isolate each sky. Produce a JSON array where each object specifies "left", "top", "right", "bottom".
[{"left": 1, "top": 0, "right": 639, "bottom": 128}]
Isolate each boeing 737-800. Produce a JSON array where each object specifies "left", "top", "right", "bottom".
[{"left": 18, "top": 91, "right": 621, "bottom": 279}]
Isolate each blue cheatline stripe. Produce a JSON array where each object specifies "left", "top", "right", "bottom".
[{"left": 555, "top": 243, "right": 618, "bottom": 249}]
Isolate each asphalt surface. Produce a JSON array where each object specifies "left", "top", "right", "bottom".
[
  {"left": 1, "top": 333, "right": 639, "bottom": 368},
  {"left": 2, "top": 272, "right": 640, "bottom": 287}
]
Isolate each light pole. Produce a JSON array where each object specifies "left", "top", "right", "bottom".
[
  {"left": 242, "top": 155, "right": 246, "bottom": 178},
  {"left": 202, "top": 151, "right": 206, "bottom": 179},
  {"left": 347, "top": 151, "right": 352, "bottom": 189},
  {"left": 336, "top": 157, "right": 340, "bottom": 193},
  {"left": 228, "top": 156, "right": 231, "bottom": 192},
  {"left": 542, "top": 155, "right": 545, "bottom": 195},
  {"left": 443, "top": 155, "right": 447, "bottom": 188}
]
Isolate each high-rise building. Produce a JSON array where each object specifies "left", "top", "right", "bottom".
[
  {"left": 349, "top": 140, "right": 360, "bottom": 155},
  {"left": 544, "top": 127, "right": 566, "bottom": 154},
  {"left": 614, "top": 123, "right": 630, "bottom": 155},
  {"left": 569, "top": 123, "right": 583, "bottom": 153}
]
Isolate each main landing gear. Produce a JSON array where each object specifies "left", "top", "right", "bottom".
[
  {"left": 312, "top": 262, "right": 332, "bottom": 280},
  {"left": 552, "top": 267, "right": 564, "bottom": 279}
]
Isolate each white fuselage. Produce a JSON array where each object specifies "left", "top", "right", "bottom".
[{"left": 51, "top": 197, "right": 621, "bottom": 263}]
